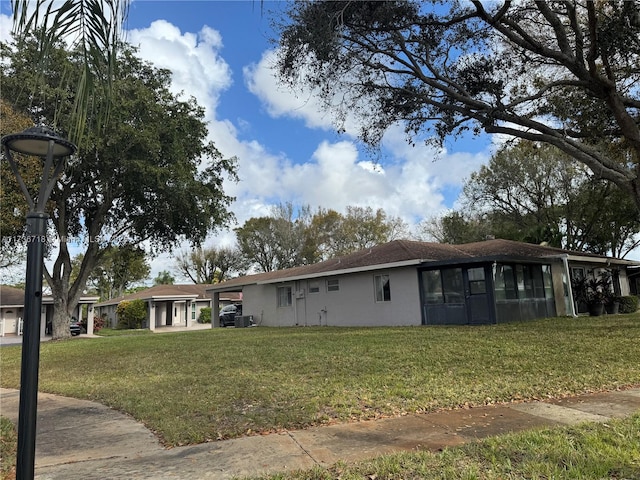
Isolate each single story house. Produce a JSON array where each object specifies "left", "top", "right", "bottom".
[
  {"left": 206, "top": 239, "right": 639, "bottom": 327},
  {"left": 0, "top": 285, "right": 99, "bottom": 336},
  {"left": 94, "top": 284, "right": 240, "bottom": 331}
]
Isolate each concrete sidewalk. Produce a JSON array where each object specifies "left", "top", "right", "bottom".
[{"left": 1, "top": 386, "right": 639, "bottom": 480}]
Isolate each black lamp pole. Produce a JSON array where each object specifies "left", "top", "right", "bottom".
[{"left": 1, "top": 126, "right": 76, "bottom": 480}]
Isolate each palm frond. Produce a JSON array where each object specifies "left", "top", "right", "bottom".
[{"left": 11, "top": 0, "right": 130, "bottom": 145}]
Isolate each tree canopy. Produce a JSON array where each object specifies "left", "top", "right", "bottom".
[
  {"left": 72, "top": 246, "right": 150, "bottom": 300},
  {"left": 420, "top": 140, "right": 640, "bottom": 258},
  {"left": 1, "top": 37, "right": 236, "bottom": 338},
  {"left": 175, "top": 245, "right": 247, "bottom": 284},
  {"left": 275, "top": 1, "right": 640, "bottom": 211},
  {"left": 236, "top": 204, "right": 409, "bottom": 272}
]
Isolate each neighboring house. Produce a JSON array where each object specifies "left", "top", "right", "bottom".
[
  {"left": 93, "top": 284, "right": 238, "bottom": 330},
  {"left": 206, "top": 239, "right": 639, "bottom": 327},
  {"left": 0, "top": 285, "right": 99, "bottom": 336}
]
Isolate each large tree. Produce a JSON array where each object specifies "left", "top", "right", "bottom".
[
  {"left": 0, "top": 100, "right": 35, "bottom": 270},
  {"left": 175, "top": 245, "right": 247, "bottom": 283},
  {"left": 306, "top": 206, "right": 409, "bottom": 262},
  {"left": 72, "top": 246, "right": 150, "bottom": 300},
  {"left": 1, "top": 37, "right": 236, "bottom": 338},
  {"left": 235, "top": 203, "right": 311, "bottom": 272},
  {"left": 421, "top": 140, "right": 640, "bottom": 257},
  {"left": 275, "top": 1, "right": 640, "bottom": 210},
  {"left": 236, "top": 204, "right": 409, "bottom": 272}
]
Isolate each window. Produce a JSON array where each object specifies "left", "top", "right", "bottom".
[
  {"left": 442, "top": 268, "right": 464, "bottom": 304},
  {"left": 327, "top": 279, "right": 339, "bottom": 292},
  {"left": 191, "top": 303, "right": 196, "bottom": 320},
  {"left": 495, "top": 264, "right": 517, "bottom": 300},
  {"left": 467, "top": 267, "right": 486, "bottom": 295},
  {"left": 422, "top": 270, "right": 443, "bottom": 304},
  {"left": 308, "top": 281, "right": 320, "bottom": 294},
  {"left": 374, "top": 274, "right": 391, "bottom": 302},
  {"left": 422, "top": 268, "right": 464, "bottom": 304},
  {"left": 514, "top": 264, "right": 548, "bottom": 299},
  {"left": 277, "top": 286, "right": 292, "bottom": 307},
  {"left": 542, "top": 265, "right": 554, "bottom": 299}
]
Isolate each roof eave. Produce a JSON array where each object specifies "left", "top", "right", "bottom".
[{"left": 256, "top": 259, "right": 424, "bottom": 285}]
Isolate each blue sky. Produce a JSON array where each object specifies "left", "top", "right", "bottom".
[
  {"left": 121, "top": 0, "right": 496, "bottom": 276},
  {"left": 1, "top": 1, "right": 498, "bottom": 279}
]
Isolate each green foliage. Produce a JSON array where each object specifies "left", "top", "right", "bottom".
[
  {"left": 10, "top": 1, "right": 130, "bottom": 145},
  {"left": 420, "top": 211, "right": 490, "bottom": 244},
  {"left": 198, "top": 307, "right": 212, "bottom": 324},
  {"left": 422, "top": 140, "right": 640, "bottom": 257},
  {"left": 1, "top": 36, "right": 236, "bottom": 339},
  {"left": 175, "top": 246, "right": 247, "bottom": 284},
  {"left": 619, "top": 296, "right": 639, "bottom": 314},
  {"left": 153, "top": 270, "right": 175, "bottom": 285},
  {"left": 73, "top": 246, "right": 150, "bottom": 300},
  {"left": 236, "top": 203, "right": 409, "bottom": 272},
  {"left": 116, "top": 299, "right": 147, "bottom": 329}
]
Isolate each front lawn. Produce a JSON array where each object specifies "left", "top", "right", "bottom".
[
  {"left": 248, "top": 413, "right": 640, "bottom": 480},
  {"left": 1, "top": 315, "right": 639, "bottom": 446}
]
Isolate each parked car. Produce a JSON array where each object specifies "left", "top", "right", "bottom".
[
  {"left": 69, "top": 319, "right": 82, "bottom": 336},
  {"left": 219, "top": 304, "right": 242, "bottom": 327}
]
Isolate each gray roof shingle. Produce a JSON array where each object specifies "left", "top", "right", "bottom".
[{"left": 209, "top": 238, "right": 637, "bottom": 291}]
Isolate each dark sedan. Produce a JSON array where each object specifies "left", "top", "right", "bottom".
[
  {"left": 219, "top": 304, "right": 242, "bottom": 327},
  {"left": 69, "top": 319, "right": 82, "bottom": 336}
]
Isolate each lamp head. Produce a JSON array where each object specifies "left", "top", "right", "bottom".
[{"left": 1, "top": 125, "right": 76, "bottom": 157}]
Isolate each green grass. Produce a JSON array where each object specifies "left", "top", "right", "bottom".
[
  {"left": 0, "top": 417, "right": 16, "bottom": 480},
  {"left": 94, "top": 327, "right": 153, "bottom": 336},
  {"left": 247, "top": 413, "right": 640, "bottom": 480},
  {"left": 1, "top": 315, "right": 639, "bottom": 447}
]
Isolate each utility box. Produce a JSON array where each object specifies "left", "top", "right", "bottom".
[{"left": 234, "top": 315, "right": 253, "bottom": 328}]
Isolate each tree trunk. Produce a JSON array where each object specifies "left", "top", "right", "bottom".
[{"left": 51, "top": 295, "right": 72, "bottom": 340}]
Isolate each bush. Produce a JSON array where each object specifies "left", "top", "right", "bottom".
[
  {"left": 198, "top": 307, "right": 212, "bottom": 324},
  {"left": 618, "top": 295, "right": 639, "bottom": 314},
  {"left": 93, "top": 315, "right": 108, "bottom": 332},
  {"left": 116, "top": 299, "right": 147, "bottom": 329}
]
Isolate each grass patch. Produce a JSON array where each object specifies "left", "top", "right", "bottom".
[
  {"left": 0, "top": 417, "right": 16, "bottom": 480},
  {"left": 247, "top": 413, "right": 640, "bottom": 480},
  {"left": 95, "top": 328, "right": 153, "bottom": 337},
  {"left": 1, "top": 315, "right": 639, "bottom": 446}
]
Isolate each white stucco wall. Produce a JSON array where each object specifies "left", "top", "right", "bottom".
[{"left": 243, "top": 267, "right": 422, "bottom": 327}]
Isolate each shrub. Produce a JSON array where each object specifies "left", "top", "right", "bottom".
[
  {"left": 198, "top": 307, "right": 212, "bottom": 324},
  {"left": 93, "top": 315, "right": 108, "bottom": 332},
  {"left": 618, "top": 295, "right": 639, "bottom": 314},
  {"left": 116, "top": 299, "right": 147, "bottom": 329}
]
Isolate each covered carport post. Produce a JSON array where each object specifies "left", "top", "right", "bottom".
[{"left": 211, "top": 291, "right": 220, "bottom": 328}]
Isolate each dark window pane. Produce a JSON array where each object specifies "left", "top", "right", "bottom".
[
  {"left": 443, "top": 268, "right": 464, "bottom": 304},
  {"left": 423, "top": 270, "right": 443, "bottom": 304}
]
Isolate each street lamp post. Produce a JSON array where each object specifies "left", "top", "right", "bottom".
[{"left": 1, "top": 126, "right": 76, "bottom": 480}]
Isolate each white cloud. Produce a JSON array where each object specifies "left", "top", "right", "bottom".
[
  {"left": 127, "top": 20, "right": 232, "bottom": 115},
  {"left": 0, "top": 14, "right": 12, "bottom": 43},
  {"left": 244, "top": 50, "right": 333, "bottom": 130},
  {"left": 128, "top": 22, "right": 496, "bottom": 277},
  {"left": 245, "top": 49, "right": 363, "bottom": 136}
]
